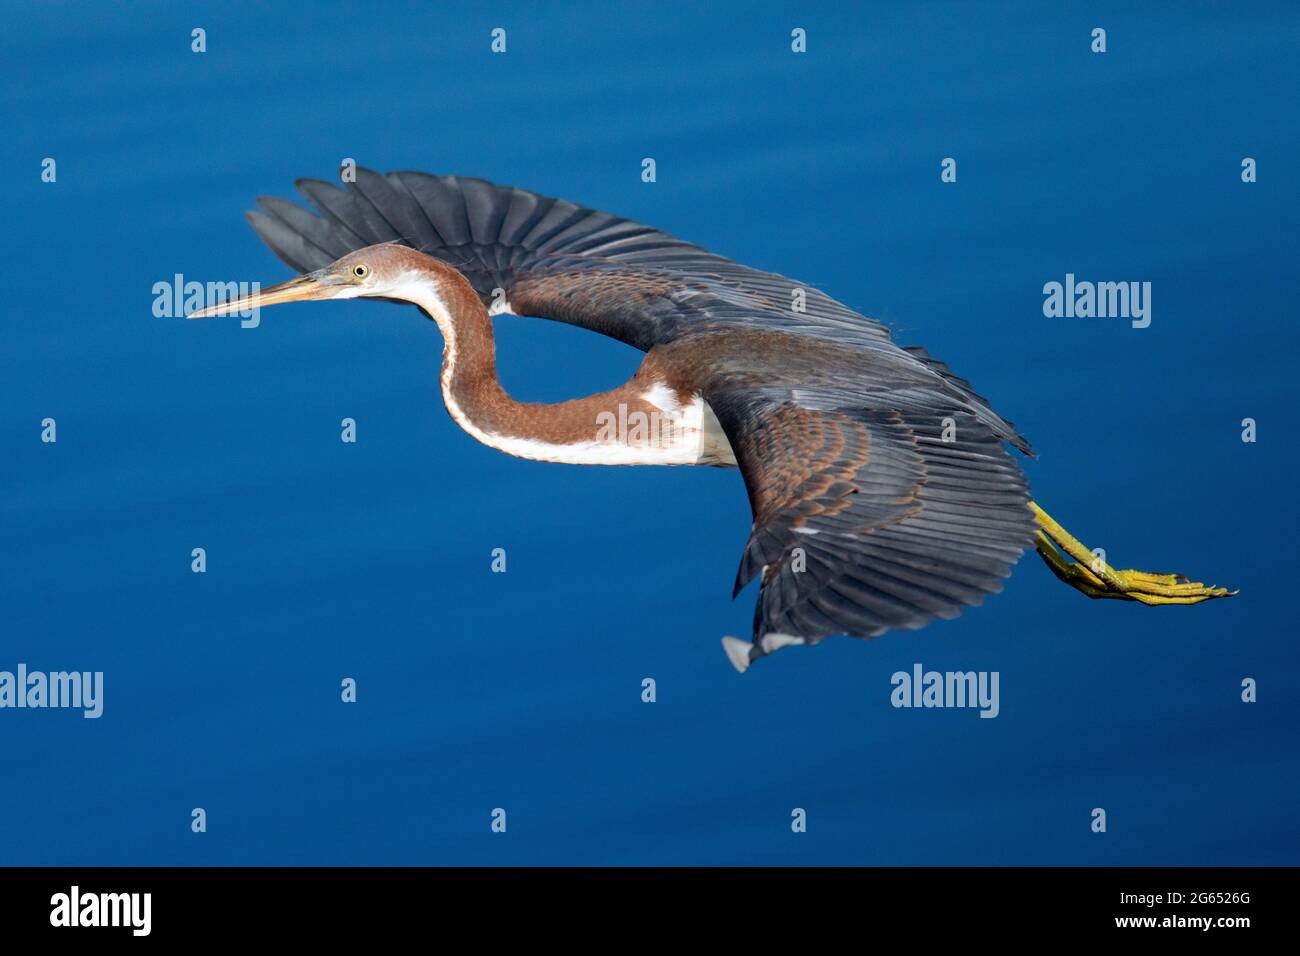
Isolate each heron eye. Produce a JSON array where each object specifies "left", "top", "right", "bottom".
[{"left": 352, "top": 264, "right": 370, "bottom": 279}]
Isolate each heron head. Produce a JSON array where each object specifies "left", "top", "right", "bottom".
[{"left": 187, "top": 243, "right": 446, "bottom": 319}]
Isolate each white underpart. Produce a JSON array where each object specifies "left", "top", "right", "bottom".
[
  {"left": 386, "top": 270, "right": 737, "bottom": 467},
  {"left": 721, "top": 633, "right": 807, "bottom": 673}
]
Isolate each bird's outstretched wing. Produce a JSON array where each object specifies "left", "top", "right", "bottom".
[
  {"left": 248, "top": 167, "right": 899, "bottom": 353},
  {"left": 707, "top": 385, "right": 1035, "bottom": 669}
]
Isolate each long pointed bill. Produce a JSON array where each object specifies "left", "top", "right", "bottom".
[{"left": 187, "top": 270, "right": 339, "bottom": 319}]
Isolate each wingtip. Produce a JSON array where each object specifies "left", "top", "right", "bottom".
[
  {"left": 294, "top": 176, "right": 336, "bottom": 198},
  {"left": 721, "top": 636, "right": 753, "bottom": 673},
  {"left": 731, "top": 553, "right": 758, "bottom": 599}
]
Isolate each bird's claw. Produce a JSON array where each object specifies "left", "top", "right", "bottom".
[
  {"left": 1040, "top": 554, "right": 1237, "bottom": 605},
  {"left": 1029, "top": 507, "right": 1238, "bottom": 606}
]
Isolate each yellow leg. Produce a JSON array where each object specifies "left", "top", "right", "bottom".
[{"left": 1029, "top": 501, "right": 1236, "bottom": 606}]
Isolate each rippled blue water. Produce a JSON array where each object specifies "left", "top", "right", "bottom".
[{"left": 2, "top": 2, "right": 1296, "bottom": 864}]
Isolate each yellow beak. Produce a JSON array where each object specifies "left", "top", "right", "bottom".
[{"left": 187, "top": 270, "right": 339, "bottom": 319}]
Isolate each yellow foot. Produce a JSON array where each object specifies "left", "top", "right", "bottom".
[{"left": 1029, "top": 503, "right": 1237, "bottom": 606}]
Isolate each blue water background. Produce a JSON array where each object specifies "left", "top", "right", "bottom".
[{"left": 1, "top": 2, "right": 1296, "bottom": 864}]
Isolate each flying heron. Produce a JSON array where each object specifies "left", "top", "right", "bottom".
[{"left": 189, "top": 168, "right": 1234, "bottom": 671}]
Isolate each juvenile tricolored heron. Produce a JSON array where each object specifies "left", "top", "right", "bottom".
[{"left": 190, "top": 168, "right": 1234, "bottom": 671}]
